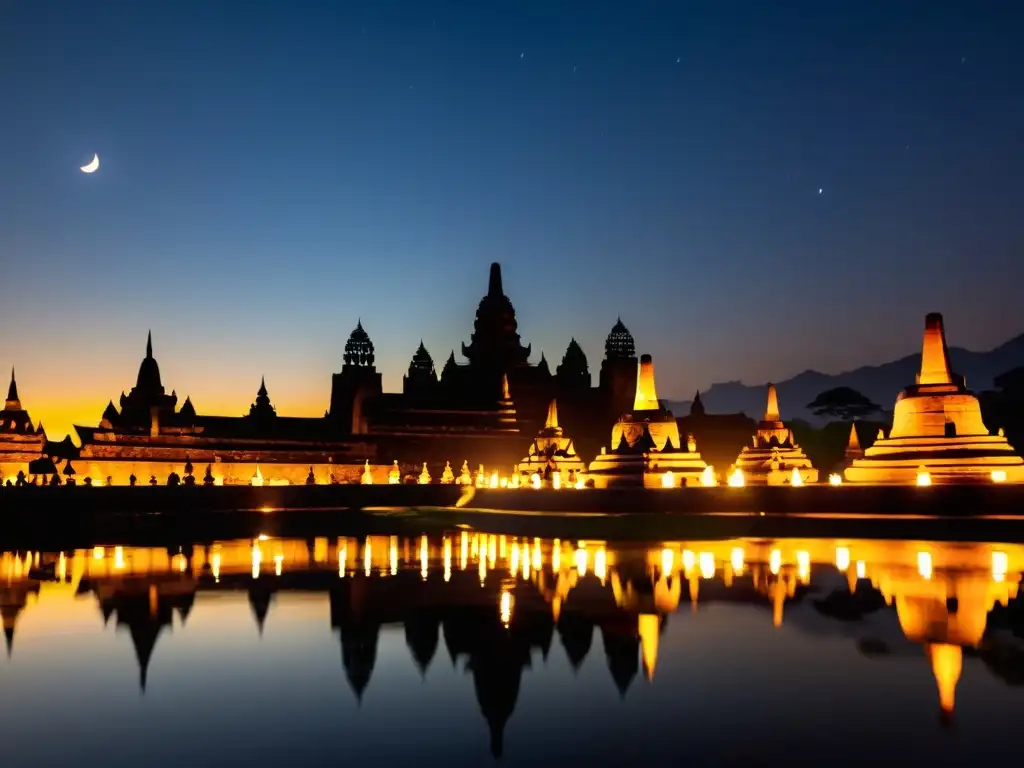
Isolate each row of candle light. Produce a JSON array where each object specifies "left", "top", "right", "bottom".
[{"left": 364, "top": 462, "right": 1012, "bottom": 488}]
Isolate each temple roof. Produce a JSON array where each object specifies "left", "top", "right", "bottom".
[
  {"left": 690, "top": 390, "right": 705, "bottom": 416},
  {"left": 136, "top": 331, "right": 164, "bottom": 395},
  {"left": 407, "top": 341, "right": 436, "bottom": 379},
  {"left": 918, "top": 313, "right": 954, "bottom": 387},
  {"left": 248, "top": 377, "right": 276, "bottom": 418},
  {"left": 461, "top": 263, "right": 531, "bottom": 370},
  {"left": 605, "top": 318, "right": 636, "bottom": 360},
  {"left": 344, "top": 321, "right": 375, "bottom": 368},
  {"left": 6, "top": 367, "right": 19, "bottom": 408},
  {"left": 557, "top": 338, "right": 590, "bottom": 381}
]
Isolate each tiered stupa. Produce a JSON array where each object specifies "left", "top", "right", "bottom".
[
  {"left": 516, "top": 399, "right": 586, "bottom": 482},
  {"left": 587, "top": 355, "right": 708, "bottom": 488},
  {"left": 0, "top": 369, "right": 46, "bottom": 483},
  {"left": 844, "top": 313, "right": 1024, "bottom": 484},
  {"left": 730, "top": 384, "right": 818, "bottom": 485}
]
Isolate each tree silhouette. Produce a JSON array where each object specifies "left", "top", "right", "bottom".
[{"left": 807, "top": 387, "right": 882, "bottom": 421}]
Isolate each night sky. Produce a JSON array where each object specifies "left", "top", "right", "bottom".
[{"left": 2, "top": 1, "right": 1022, "bottom": 439}]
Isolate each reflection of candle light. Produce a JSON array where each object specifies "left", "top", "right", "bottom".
[
  {"left": 93, "top": 547, "right": 104, "bottom": 561},
  {"left": 992, "top": 551, "right": 1008, "bottom": 582},
  {"left": 460, "top": 531, "right": 468, "bottom": 570},
  {"left": 478, "top": 550, "right": 487, "bottom": 585},
  {"left": 178, "top": 554, "right": 187, "bottom": 573},
  {"left": 499, "top": 535, "right": 506, "bottom": 559},
  {"left": 339, "top": 545, "right": 347, "bottom": 578},
  {"left": 500, "top": 590, "right": 513, "bottom": 627},
  {"left": 682, "top": 549, "right": 695, "bottom": 572},
  {"left": 730, "top": 547, "right": 744, "bottom": 574},
  {"left": 58, "top": 552, "right": 67, "bottom": 582},
  {"left": 595, "top": 547, "right": 607, "bottom": 584},
  {"left": 488, "top": 536, "right": 497, "bottom": 568},
  {"left": 390, "top": 536, "right": 398, "bottom": 576},
  {"left": 212, "top": 552, "right": 221, "bottom": 582},
  {"left": 769, "top": 549, "right": 782, "bottom": 575},
  {"left": 552, "top": 539, "right": 561, "bottom": 571},
  {"left": 114, "top": 546, "right": 125, "bottom": 570},
  {"left": 274, "top": 554, "right": 283, "bottom": 576},
  {"left": 443, "top": 537, "right": 452, "bottom": 582},
  {"left": 252, "top": 543, "right": 262, "bottom": 579},
  {"left": 532, "top": 538, "right": 541, "bottom": 572},
  {"left": 856, "top": 560, "right": 865, "bottom": 579},
  {"left": 364, "top": 538, "right": 372, "bottom": 577},
  {"left": 661, "top": 548, "right": 674, "bottom": 576},
  {"left": 917, "top": 551, "right": 932, "bottom": 580},
  {"left": 835, "top": 546, "right": 851, "bottom": 571},
  {"left": 796, "top": 550, "right": 810, "bottom": 583},
  {"left": 420, "top": 536, "right": 429, "bottom": 581},
  {"left": 699, "top": 552, "right": 715, "bottom": 580},
  {"left": 510, "top": 543, "right": 520, "bottom": 576},
  {"left": 521, "top": 543, "right": 530, "bottom": 580},
  {"left": 575, "top": 547, "right": 588, "bottom": 576}
]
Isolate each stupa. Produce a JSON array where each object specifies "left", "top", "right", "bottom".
[
  {"left": 730, "top": 384, "right": 818, "bottom": 485},
  {"left": 588, "top": 355, "right": 708, "bottom": 488},
  {"left": 845, "top": 313, "right": 1024, "bottom": 484},
  {"left": 516, "top": 399, "right": 586, "bottom": 481}
]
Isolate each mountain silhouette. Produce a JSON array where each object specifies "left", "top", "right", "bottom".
[{"left": 666, "top": 331, "right": 1024, "bottom": 423}]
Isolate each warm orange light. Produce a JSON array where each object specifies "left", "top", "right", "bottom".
[
  {"left": 530, "top": 473, "right": 541, "bottom": 489},
  {"left": 661, "top": 547, "right": 674, "bottom": 575},
  {"left": 835, "top": 546, "right": 850, "bottom": 571},
  {"left": 594, "top": 546, "right": 607, "bottom": 584},
  {"left": 574, "top": 475, "right": 585, "bottom": 489},
  {"left": 698, "top": 552, "right": 715, "bottom": 579},
  {"left": 489, "top": 472, "right": 499, "bottom": 489},
  {"left": 730, "top": 547, "right": 744, "bottom": 574},
  {"left": 828, "top": 473, "right": 843, "bottom": 486},
  {"left": 574, "top": 547, "right": 588, "bottom": 576},
  {"left": 727, "top": 468, "right": 745, "bottom": 487},
  {"left": 700, "top": 466, "right": 716, "bottom": 487},
  {"left": 552, "top": 470, "right": 562, "bottom": 489},
  {"left": 916, "top": 467, "right": 932, "bottom": 486},
  {"left": 500, "top": 590, "right": 513, "bottom": 627},
  {"left": 790, "top": 468, "right": 804, "bottom": 486},
  {"left": 917, "top": 551, "right": 932, "bottom": 579},
  {"left": 769, "top": 548, "right": 781, "bottom": 575},
  {"left": 443, "top": 537, "right": 452, "bottom": 582},
  {"left": 992, "top": 550, "right": 1008, "bottom": 582},
  {"left": 992, "top": 469, "right": 1007, "bottom": 483},
  {"left": 661, "top": 470, "right": 674, "bottom": 488}
]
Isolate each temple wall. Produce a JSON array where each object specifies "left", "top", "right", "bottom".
[
  {"left": 891, "top": 393, "right": 990, "bottom": 438},
  {"left": 56, "top": 460, "right": 391, "bottom": 487}
]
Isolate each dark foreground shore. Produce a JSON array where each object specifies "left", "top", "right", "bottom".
[{"left": 2, "top": 482, "right": 1024, "bottom": 550}]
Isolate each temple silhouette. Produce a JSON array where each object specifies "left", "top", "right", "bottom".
[{"left": 4, "top": 533, "right": 1022, "bottom": 758}]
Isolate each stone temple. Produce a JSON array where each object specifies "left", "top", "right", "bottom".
[
  {"left": 588, "top": 354, "right": 708, "bottom": 488},
  {"left": 844, "top": 313, "right": 1024, "bottom": 484},
  {"left": 730, "top": 384, "right": 818, "bottom": 485}
]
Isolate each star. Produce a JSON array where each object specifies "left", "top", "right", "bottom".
[
  {"left": 676, "top": 57, "right": 681, "bottom": 63},
  {"left": 818, "top": 188, "right": 823, "bottom": 195},
  {"left": 961, "top": 55, "right": 966, "bottom": 65},
  {"left": 520, "top": 52, "right": 524, "bottom": 59}
]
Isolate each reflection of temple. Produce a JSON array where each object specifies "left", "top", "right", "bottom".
[
  {"left": 6, "top": 534, "right": 1023, "bottom": 755},
  {"left": 47, "top": 263, "right": 636, "bottom": 484}
]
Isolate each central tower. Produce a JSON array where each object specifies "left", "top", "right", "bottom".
[{"left": 461, "top": 263, "right": 531, "bottom": 372}]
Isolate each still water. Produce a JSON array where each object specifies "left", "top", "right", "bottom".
[{"left": 2, "top": 531, "right": 1022, "bottom": 766}]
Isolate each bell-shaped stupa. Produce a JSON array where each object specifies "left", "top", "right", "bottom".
[{"left": 845, "top": 313, "right": 1024, "bottom": 484}]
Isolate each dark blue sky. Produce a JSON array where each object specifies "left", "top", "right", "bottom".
[{"left": 2, "top": 1, "right": 1023, "bottom": 436}]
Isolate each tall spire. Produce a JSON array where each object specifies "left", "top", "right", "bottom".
[
  {"left": 146, "top": 330, "right": 153, "bottom": 359},
  {"left": 764, "top": 383, "right": 781, "bottom": 422},
  {"left": 258, "top": 376, "right": 268, "bottom": 397},
  {"left": 488, "top": 262, "right": 503, "bottom": 297},
  {"left": 544, "top": 399, "right": 561, "bottom": 434},
  {"left": 847, "top": 422, "right": 861, "bottom": 450},
  {"left": 918, "top": 313, "right": 953, "bottom": 386},
  {"left": 633, "top": 354, "right": 660, "bottom": 411},
  {"left": 6, "top": 367, "right": 18, "bottom": 406}
]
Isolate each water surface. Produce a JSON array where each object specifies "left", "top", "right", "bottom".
[{"left": 2, "top": 532, "right": 1022, "bottom": 766}]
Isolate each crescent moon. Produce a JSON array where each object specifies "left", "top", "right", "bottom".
[{"left": 80, "top": 154, "right": 100, "bottom": 174}]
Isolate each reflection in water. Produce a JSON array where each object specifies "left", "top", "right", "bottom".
[{"left": 2, "top": 534, "right": 1024, "bottom": 762}]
